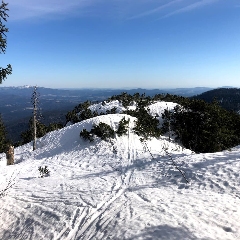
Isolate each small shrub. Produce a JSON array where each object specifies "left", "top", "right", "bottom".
[
  {"left": 91, "top": 122, "right": 115, "bottom": 141},
  {"left": 80, "top": 129, "right": 94, "bottom": 142},
  {"left": 38, "top": 166, "right": 50, "bottom": 178},
  {"left": 116, "top": 117, "right": 130, "bottom": 136},
  {"left": 111, "top": 107, "right": 117, "bottom": 114},
  {"left": 80, "top": 123, "right": 115, "bottom": 142}
]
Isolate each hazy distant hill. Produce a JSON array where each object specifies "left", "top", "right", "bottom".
[{"left": 192, "top": 88, "right": 240, "bottom": 112}]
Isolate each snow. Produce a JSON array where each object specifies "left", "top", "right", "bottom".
[
  {"left": 0, "top": 101, "right": 240, "bottom": 240},
  {"left": 147, "top": 101, "right": 178, "bottom": 117},
  {"left": 88, "top": 100, "right": 126, "bottom": 114},
  {"left": 77, "top": 100, "right": 137, "bottom": 117}
]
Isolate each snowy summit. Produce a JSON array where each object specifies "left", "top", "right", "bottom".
[{"left": 0, "top": 100, "right": 240, "bottom": 240}]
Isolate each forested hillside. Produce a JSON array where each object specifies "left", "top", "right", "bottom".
[{"left": 192, "top": 88, "right": 240, "bottom": 113}]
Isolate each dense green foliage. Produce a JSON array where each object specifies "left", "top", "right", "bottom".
[
  {"left": 80, "top": 122, "right": 114, "bottom": 142},
  {"left": 106, "top": 92, "right": 153, "bottom": 108},
  {"left": 0, "top": 1, "right": 12, "bottom": 83},
  {"left": 132, "top": 107, "right": 161, "bottom": 141},
  {"left": 91, "top": 122, "right": 115, "bottom": 140},
  {"left": 66, "top": 101, "right": 94, "bottom": 124},
  {"left": 80, "top": 129, "right": 94, "bottom": 142},
  {"left": 116, "top": 117, "right": 130, "bottom": 136},
  {"left": 163, "top": 99, "right": 240, "bottom": 153},
  {"left": 120, "top": 98, "right": 161, "bottom": 140}
]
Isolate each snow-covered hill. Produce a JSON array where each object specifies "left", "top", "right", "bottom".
[{"left": 0, "top": 101, "right": 240, "bottom": 240}]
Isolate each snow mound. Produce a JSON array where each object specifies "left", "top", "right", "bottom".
[
  {"left": 88, "top": 100, "right": 126, "bottom": 114},
  {"left": 79, "top": 100, "right": 178, "bottom": 120},
  {"left": 1, "top": 106, "right": 240, "bottom": 240},
  {"left": 147, "top": 101, "right": 178, "bottom": 118}
]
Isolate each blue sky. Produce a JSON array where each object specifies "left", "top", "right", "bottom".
[{"left": 1, "top": 0, "right": 240, "bottom": 89}]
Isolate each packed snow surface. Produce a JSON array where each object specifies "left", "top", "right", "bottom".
[{"left": 1, "top": 101, "right": 240, "bottom": 240}]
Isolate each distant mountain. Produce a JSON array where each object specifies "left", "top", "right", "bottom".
[
  {"left": 192, "top": 88, "right": 240, "bottom": 112},
  {"left": 0, "top": 86, "right": 214, "bottom": 98}
]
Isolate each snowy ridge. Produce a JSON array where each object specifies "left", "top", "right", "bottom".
[
  {"left": 0, "top": 101, "right": 240, "bottom": 239},
  {"left": 86, "top": 100, "right": 177, "bottom": 116},
  {"left": 88, "top": 100, "right": 127, "bottom": 114}
]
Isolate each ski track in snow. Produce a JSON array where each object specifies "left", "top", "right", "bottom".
[
  {"left": 59, "top": 118, "right": 136, "bottom": 240},
  {"left": 1, "top": 102, "right": 240, "bottom": 239}
]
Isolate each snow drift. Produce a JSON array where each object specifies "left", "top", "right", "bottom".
[{"left": 0, "top": 101, "right": 240, "bottom": 240}]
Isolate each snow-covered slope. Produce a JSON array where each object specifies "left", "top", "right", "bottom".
[{"left": 1, "top": 103, "right": 240, "bottom": 240}]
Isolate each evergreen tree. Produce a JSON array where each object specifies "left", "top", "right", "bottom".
[
  {"left": 0, "top": 1, "right": 11, "bottom": 151},
  {"left": 0, "top": 1, "right": 12, "bottom": 83},
  {"left": 133, "top": 107, "right": 161, "bottom": 141},
  {"left": 169, "top": 99, "right": 240, "bottom": 153},
  {"left": 116, "top": 117, "right": 130, "bottom": 136}
]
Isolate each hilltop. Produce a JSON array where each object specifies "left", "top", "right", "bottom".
[{"left": 1, "top": 99, "right": 240, "bottom": 239}]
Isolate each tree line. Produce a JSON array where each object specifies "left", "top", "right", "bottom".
[
  {"left": 2, "top": 88, "right": 240, "bottom": 154},
  {"left": 192, "top": 88, "right": 240, "bottom": 112}
]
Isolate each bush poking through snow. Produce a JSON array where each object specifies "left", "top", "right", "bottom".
[
  {"left": 116, "top": 117, "right": 130, "bottom": 136},
  {"left": 111, "top": 107, "right": 117, "bottom": 114},
  {"left": 91, "top": 122, "right": 115, "bottom": 141},
  {"left": 133, "top": 107, "right": 161, "bottom": 140},
  {"left": 38, "top": 166, "right": 50, "bottom": 178},
  {"left": 80, "top": 122, "right": 115, "bottom": 142},
  {"left": 80, "top": 129, "right": 94, "bottom": 142}
]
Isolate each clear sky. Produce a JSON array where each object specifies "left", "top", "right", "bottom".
[{"left": 1, "top": 0, "right": 240, "bottom": 89}]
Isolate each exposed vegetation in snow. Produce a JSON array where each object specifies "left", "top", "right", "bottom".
[{"left": 1, "top": 95, "right": 240, "bottom": 239}]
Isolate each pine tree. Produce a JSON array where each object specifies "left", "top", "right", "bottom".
[
  {"left": 0, "top": 1, "right": 12, "bottom": 83},
  {"left": 0, "top": 1, "right": 11, "bottom": 151},
  {"left": 116, "top": 117, "right": 129, "bottom": 136},
  {"left": 133, "top": 107, "right": 161, "bottom": 140}
]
